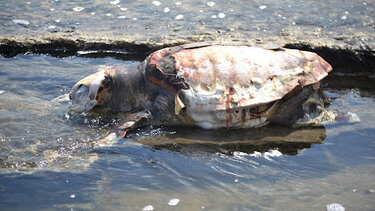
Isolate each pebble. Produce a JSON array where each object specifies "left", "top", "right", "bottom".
[
  {"left": 259, "top": 5, "right": 267, "bottom": 10},
  {"left": 175, "top": 14, "right": 184, "bottom": 20},
  {"left": 175, "top": 2, "right": 182, "bottom": 6},
  {"left": 70, "top": 194, "right": 76, "bottom": 199},
  {"left": 163, "top": 7, "right": 170, "bottom": 13},
  {"left": 168, "top": 199, "right": 180, "bottom": 206},
  {"left": 326, "top": 203, "right": 345, "bottom": 211},
  {"left": 207, "top": 1, "right": 215, "bottom": 7},
  {"left": 152, "top": 1, "right": 161, "bottom": 6},
  {"left": 73, "top": 7, "right": 84, "bottom": 12},
  {"left": 110, "top": 0, "right": 120, "bottom": 5},
  {"left": 218, "top": 13, "right": 225, "bottom": 18},
  {"left": 142, "top": 205, "right": 154, "bottom": 211},
  {"left": 12, "top": 19, "right": 30, "bottom": 25},
  {"left": 118, "top": 16, "right": 126, "bottom": 19}
]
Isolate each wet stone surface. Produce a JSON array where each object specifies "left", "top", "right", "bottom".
[{"left": 0, "top": 0, "right": 374, "bottom": 69}]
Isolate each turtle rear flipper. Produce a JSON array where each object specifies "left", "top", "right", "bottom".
[
  {"left": 294, "top": 92, "right": 360, "bottom": 126},
  {"left": 268, "top": 85, "right": 360, "bottom": 127},
  {"left": 299, "top": 110, "right": 360, "bottom": 126}
]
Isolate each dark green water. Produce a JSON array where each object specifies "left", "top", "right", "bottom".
[{"left": 0, "top": 54, "right": 374, "bottom": 211}]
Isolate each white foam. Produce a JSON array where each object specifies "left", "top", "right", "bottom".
[
  {"left": 264, "top": 149, "right": 282, "bottom": 161},
  {"left": 233, "top": 151, "right": 248, "bottom": 157},
  {"left": 0, "top": 90, "right": 4, "bottom": 95},
  {"left": 249, "top": 151, "right": 262, "bottom": 157},
  {"left": 249, "top": 150, "right": 282, "bottom": 160},
  {"left": 346, "top": 112, "right": 361, "bottom": 123}
]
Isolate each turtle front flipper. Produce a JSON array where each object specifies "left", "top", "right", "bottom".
[
  {"left": 113, "top": 110, "right": 151, "bottom": 137},
  {"left": 93, "top": 110, "right": 151, "bottom": 147}
]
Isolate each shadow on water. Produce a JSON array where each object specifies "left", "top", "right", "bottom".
[{"left": 130, "top": 125, "right": 326, "bottom": 156}]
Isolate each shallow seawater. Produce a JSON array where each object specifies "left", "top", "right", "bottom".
[{"left": 0, "top": 54, "right": 374, "bottom": 211}]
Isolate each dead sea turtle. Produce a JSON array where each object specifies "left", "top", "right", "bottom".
[{"left": 69, "top": 42, "right": 357, "bottom": 139}]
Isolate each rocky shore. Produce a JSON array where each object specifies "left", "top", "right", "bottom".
[{"left": 1, "top": 0, "right": 374, "bottom": 73}]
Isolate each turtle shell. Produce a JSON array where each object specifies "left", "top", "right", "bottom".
[{"left": 145, "top": 43, "right": 332, "bottom": 128}]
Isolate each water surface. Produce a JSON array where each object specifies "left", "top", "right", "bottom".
[{"left": 0, "top": 54, "right": 374, "bottom": 210}]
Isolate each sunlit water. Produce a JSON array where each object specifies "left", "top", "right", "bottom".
[{"left": 0, "top": 55, "right": 374, "bottom": 210}]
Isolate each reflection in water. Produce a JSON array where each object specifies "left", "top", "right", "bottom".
[{"left": 132, "top": 125, "right": 326, "bottom": 156}]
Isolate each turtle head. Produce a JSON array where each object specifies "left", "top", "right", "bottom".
[{"left": 69, "top": 66, "right": 116, "bottom": 111}]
